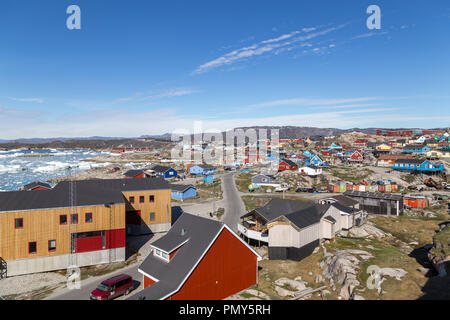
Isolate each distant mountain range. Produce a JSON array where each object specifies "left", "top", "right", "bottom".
[{"left": 1, "top": 126, "right": 447, "bottom": 145}]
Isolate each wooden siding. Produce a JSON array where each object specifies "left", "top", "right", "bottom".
[
  {"left": 169, "top": 228, "right": 258, "bottom": 300},
  {"left": 0, "top": 203, "right": 125, "bottom": 261},
  {"left": 122, "top": 189, "right": 171, "bottom": 226}
]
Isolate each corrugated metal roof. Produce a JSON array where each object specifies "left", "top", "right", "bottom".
[{"left": 0, "top": 178, "right": 171, "bottom": 213}]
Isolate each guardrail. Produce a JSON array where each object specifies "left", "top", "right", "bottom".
[{"left": 237, "top": 223, "right": 268, "bottom": 242}]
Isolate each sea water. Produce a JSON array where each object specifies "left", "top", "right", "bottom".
[{"left": 0, "top": 149, "right": 113, "bottom": 191}]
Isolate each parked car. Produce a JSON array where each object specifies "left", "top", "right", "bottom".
[
  {"left": 90, "top": 274, "right": 133, "bottom": 300},
  {"left": 295, "top": 187, "right": 316, "bottom": 193}
]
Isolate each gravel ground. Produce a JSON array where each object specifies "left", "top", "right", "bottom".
[{"left": 0, "top": 271, "right": 67, "bottom": 297}]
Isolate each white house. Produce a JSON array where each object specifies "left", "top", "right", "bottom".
[{"left": 298, "top": 165, "right": 322, "bottom": 176}]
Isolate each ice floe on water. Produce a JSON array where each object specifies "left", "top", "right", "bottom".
[{"left": 0, "top": 149, "right": 108, "bottom": 191}]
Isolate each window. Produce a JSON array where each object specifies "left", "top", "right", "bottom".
[
  {"left": 139, "top": 196, "right": 145, "bottom": 203},
  {"left": 129, "top": 196, "right": 135, "bottom": 204},
  {"left": 29, "top": 242, "right": 37, "bottom": 254},
  {"left": 60, "top": 215, "right": 67, "bottom": 225},
  {"left": 71, "top": 214, "right": 78, "bottom": 224},
  {"left": 149, "top": 195, "right": 155, "bottom": 203},
  {"left": 85, "top": 212, "right": 93, "bottom": 223},
  {"left": 48, "top": 240, "right": 56, "bottom": 251},
  {"left": 150, "top": 212, "right": 155, "bottom": 221},
  {"left": 15, "top": 218, "right": 23, "bottom": 229}
]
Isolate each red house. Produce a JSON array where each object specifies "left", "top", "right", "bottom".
[
  {"left": 124, "top": 169, "right": 145, "bottom": 179},
  {"left": 20, "top": 181, "right": 52, "bottom": 191},
  {"left": 350, "top": 150, "right": 364, "bottom": 162},
  {"left": 278, "top": 159, "right": 298, "bottom": 171},
  {"left": 132, "top": 213, "right": 261, "bottom": 300}
]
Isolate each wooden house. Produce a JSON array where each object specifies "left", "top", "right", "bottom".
[
  {"left": 20, "top": 181, "right": 52, "bottom": 191},
  {"left": 132, "top": 213, "right": 261, "bottom": 300},
  {"left": 278, "top": 159, "right": 298, "bottom": 171},
  {"left": 0, "top": 178, "right": 172, "bottom": 277},
  {"left": 391, "top": 159, "right": 444, "bottom": 172},
  {"left": 151, "top": 165, "right": 178, "bottom": 179},
  {"left": 239, "top": 198, "right": 363, "bottom": 261},
  {"left": 170, "top": 184, "right": 197, "bottom": 201}
]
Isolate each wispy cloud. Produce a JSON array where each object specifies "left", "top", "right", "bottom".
[
  {"left": 139, "top": 88, "right": 200, "bottom": 101},
  {"left": 351, "top": 31, "right": 388, "bottom": 40},
  {"left": 249, "top": 97, "right": 381, "bottom": 108},
  {"left": 192, "top": 23, "right": 348, "bottom": 74},
  {"left": 8, "top": 97, "right": 44, "bottom": 104}
]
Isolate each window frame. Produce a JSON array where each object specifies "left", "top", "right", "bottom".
[
  {"left": 129, "top": 196, "right": 135, "bottom": 204},
  {"left": 150, "top": 212, "right": 156, "bottom": 221},
  {"left": 28, "top": 241, "right": 37, "bottom": 254},
  {"left": 139, "top": 195, "right": 145, "bottom": 203},
  {"left": 149, "top": 195, "right": 155, "bottom": 203},
  {"left": 85, "top": 212, "right": 93, "bottom": 223},
  {"left": 48, "top": 239, "right": 56, "bottom": 252},
  {"left": 71, "top": 213, "right": 78, "bottom": 224},
  {"left": 15, "top": 218, "right": 23, "bottom": 229},
  {"left": 59, "top": 214, "right": 68, "bottom": 225}
]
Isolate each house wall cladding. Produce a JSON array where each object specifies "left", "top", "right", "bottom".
[
  {"left": 269, "top": 240, "right": 320, "bottom": 261},
  {"left": 168, "top": 228, "right": 258, "bottom": 300},
  {"left": 6, "top": 247, "right": 125, "bottom": 277},
  {"left": 0, "top": 203, "right": 125, "bottom": 261}
]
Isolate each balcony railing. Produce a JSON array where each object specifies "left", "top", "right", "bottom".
[{"left": 238, "top": 223, "right": 268, "bottom": 243}]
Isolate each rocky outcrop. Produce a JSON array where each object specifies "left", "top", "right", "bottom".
[
  {"left": 273, "top": 277, "right": 310, "bottom": 298},
  {"left": 348, "top": 221, "right": 391, "bottom": 239},
  {"left": 320, "top": 250, "right": 374, "bottom": 300},
  {"left": 428, "top": 226, "right": 450, "bottom": 277},
  {"left": 320, "top": 249, "right": 408, "bottom": 299}
]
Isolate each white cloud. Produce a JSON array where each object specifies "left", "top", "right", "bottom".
[
  {"left": 249, "top": 97, "right": 381, "bottom": 108},
  {"left": 8, "top": 97, "right": 44, "bottom": 104},
  {"left": 192, "top": 24, "right": 347, "bottom": 74},
  {"left": 139, "top": 88, "right": 200, "bottom": 101}
]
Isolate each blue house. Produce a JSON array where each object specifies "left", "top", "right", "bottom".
[
  {"left": 391, "top": 159, "right": 444, "bottom": 172},
  {"left": 330, "top": 142, "right": 343, "bottom": 150},
  {"left": 171, "top": 184, "right": 197, "bottom": 201},
  {"left": 303, "top": 150, "right": 314, "bottom": 158},
  {"left": 151, "top": 165, "right": 178, "bottom": 179},
  {"left": 203, "top": 175, "right": 214, "bottom": 183},
  {"left": 190, "top": 164, "right": 216, "bottom": 176},
  {"left": 402, "top": 144, "right": 431, "bottom": 154},
  {"left": 310, "top": 154, "right": 324, "bottom": 166}
]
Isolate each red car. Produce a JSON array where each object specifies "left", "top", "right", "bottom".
[{"left": 90, "top": 274, "right": 133, "bottom": 300}]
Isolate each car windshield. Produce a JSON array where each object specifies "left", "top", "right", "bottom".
[{"left": 96, "top": 283, "right": 110, "bottom": 292}]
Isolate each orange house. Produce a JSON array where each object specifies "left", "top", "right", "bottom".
[{"left": 132, "top": 213, "right": 261, "bottom": 300}]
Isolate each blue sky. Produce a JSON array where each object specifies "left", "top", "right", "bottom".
[{"left": 0, "top": 0, "right": 449, "bottom": 139}]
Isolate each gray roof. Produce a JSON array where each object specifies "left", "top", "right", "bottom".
[
  {"left": 323, "top": 215, "right": 336, "bottom": 223},
  {"left": 0, "top": 178, "right": 171, "bottom": 213},
  {"left": 283, "top": 204, "right": 331, "bottom": 229},
  {"left": 151, "top": 165, "right": 174, "bottom": 173},
  {"left": 170, "top": 184, "right": 195, "bottom": 192},
  {"left": 393, "top": 159, "right": 425, "bottom": 164},
  {"left": 327, "top": 195, "right": 359, "bottom": 208},
  {"left": 331, "top": 202, "right": 355, "bottom": 214},
  {"left": 344, "top": 190, "right": 403, "bottom": 201},
  {"left": 243, "top": 198, "right": 316, "bottom": 222},
  {"left": 281, "top": 159, "right": 297, "bottom": 167},
  {"left": 131, "top": 213, "right": 225, "bottom": 300},
  {"left": 21, "top": 181, "right": 52, "bottom": 191},
  {"left": 124, "top": 169, "right": 144, "bottom": 177}
]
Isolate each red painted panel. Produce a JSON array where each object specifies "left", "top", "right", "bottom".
[
  {"left": 106, "top": 229, "right": 126, "bottom": 249},
  {"left": 76, "top": 236, "right": 103, "bottom": 253},
  {"left": 169, "top": 228, "right": 258, "bottom": 300},
  {"left": 31, "top": 186, "right": 50, "bottom": 191},
  {"left": 144, "top": 275, "right": 156, "bottom": 289},
  {"left": 169, "top": 248, "right": 179, "bottom": 259},
  {"left": 75, "top": 229, "right": 125, "bottom": 253}
]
